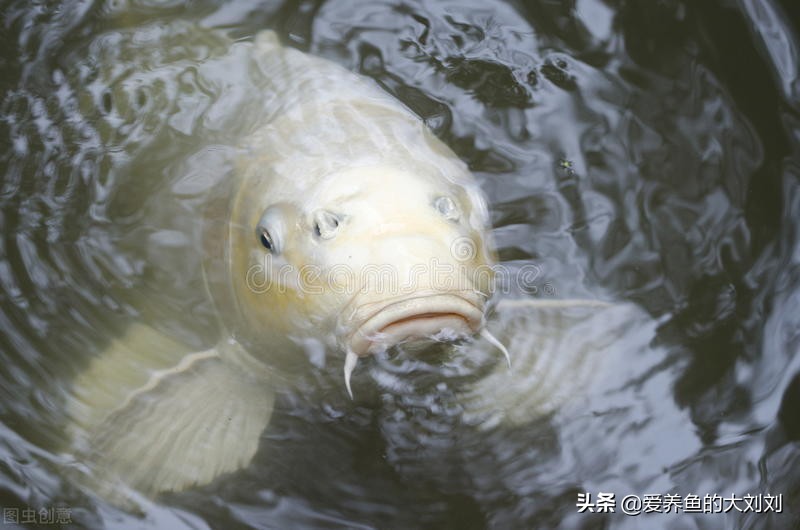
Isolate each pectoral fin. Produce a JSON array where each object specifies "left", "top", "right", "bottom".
[
  {"left": 459, "top": 299, "right": 656, "bottom": 427},
  {"left": 69, "top": 326, "right": 274, "bottom": 495}
]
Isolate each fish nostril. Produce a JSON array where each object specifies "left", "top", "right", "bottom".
[
  {"left": 434, "top": 196, "right": 460, "bottom": 222},
  {"left": 313, "top": 209, "right": 341, "bottom": 239}
]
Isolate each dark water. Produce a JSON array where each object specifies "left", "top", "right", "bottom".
[{"left": 1, "top": 0, "right": 799, "bottom": 528}]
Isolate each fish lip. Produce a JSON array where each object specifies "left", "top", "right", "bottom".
[{"left": 344, "top": 292, "right": 485, "bottom": 356}]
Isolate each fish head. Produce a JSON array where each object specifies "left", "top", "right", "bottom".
[{"left": 229, "top": 163, "right": 495, "bottom": 364}]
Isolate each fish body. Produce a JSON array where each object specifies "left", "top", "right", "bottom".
[
  {"left": 67, "top": 29, "right": 645, "bottom": 501},
  {"left": 68, "top": 30, "right": 497, "bottom": 496}
]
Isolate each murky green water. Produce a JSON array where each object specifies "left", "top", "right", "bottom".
[{"left": 1, "top": 0, "right": 799, "bottom": 528}]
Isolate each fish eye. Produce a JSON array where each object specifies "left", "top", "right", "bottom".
[
  {"left": 433, "top": 196, "right": 460, "bottom": 221},
  {"left": 258, "top": 228, "right": 274, "bottom": 251},
  {"left": 255, "top": 205, "right": 288, "bottom": 255}
]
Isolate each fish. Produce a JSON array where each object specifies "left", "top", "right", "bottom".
[
  {"left": 67, "top": 30, "right": 511, "bottom": 497},
  {"left": 66, "top": 28, "right": 640, "bottom": 501}
]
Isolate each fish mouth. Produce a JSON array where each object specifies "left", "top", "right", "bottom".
[{"left": 346, "top": 293, "right": 484, "bottom": 356}]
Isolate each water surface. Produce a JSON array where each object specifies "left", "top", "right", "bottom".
[{"left": 0, "top": 0, "right": 799, "bottom": 528}]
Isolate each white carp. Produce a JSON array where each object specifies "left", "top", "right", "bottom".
[
  {"left": 68, "top": 30, "right": 508, "bottom": 496},
  {"left": 66, "top": 29, "right": 643, "bottom": 501}
]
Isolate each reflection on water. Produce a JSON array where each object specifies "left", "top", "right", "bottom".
[{"left": 1, "top": 0, "right": 798, "bottom": 528}]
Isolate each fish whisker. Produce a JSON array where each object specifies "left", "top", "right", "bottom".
[
  {"left": 344, "top": 349, "right": 359, "bottom": 400},
  {"left": 480, "top": 328, "right": 511, "bottom": 369}
]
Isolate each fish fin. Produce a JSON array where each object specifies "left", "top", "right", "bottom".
[
  {"left": 472, "top": 297, "right": 615, "bottom": 374},
  {"left": 462, "top": 301, "right": 654, "bottom": 428},
  {"left": 69, "top": 325, "right": 274, "bottom": 495}
]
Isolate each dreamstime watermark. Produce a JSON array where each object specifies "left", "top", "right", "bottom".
[
  {"left": 244, "top": 244, "right": 553, "bottom": 297},
  {"left": 449, "top": 236, "right": 479, "bottom": 261}
]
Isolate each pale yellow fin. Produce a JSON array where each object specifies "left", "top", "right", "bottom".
[
  {"left": 68, "top": 325, "right": 274, "bottom": 495},
  {"left": 459, "top": 300, "right": 656, "bottom": 427}
]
